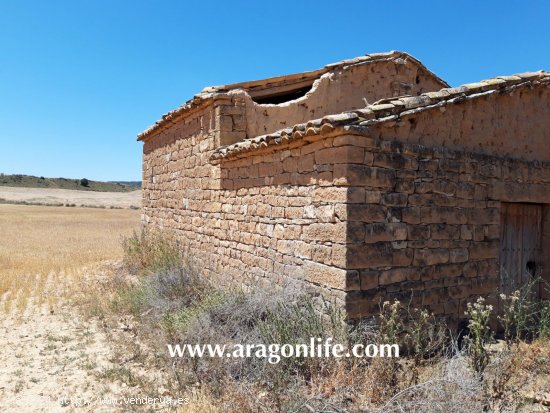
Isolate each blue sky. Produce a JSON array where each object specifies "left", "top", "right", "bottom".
[{"left": 1, "top": 1, "right": 549, "bottom": 181}]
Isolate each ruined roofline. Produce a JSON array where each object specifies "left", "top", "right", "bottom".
[
  {"left": 200, "top": 51, "right": 448, "bottom": 97},
  {"left": 137, "top": 51, "right": 448, "bottom": 142},
  {"left": 209, "top": 71, "right": 550, "bottom": 163}
]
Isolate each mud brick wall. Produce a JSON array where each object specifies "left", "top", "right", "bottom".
[
  {"left": 235, "top": 58, "right": 446, "bottom": 139},
  {"left": 335, "top": 134, "right": 550, "bottom": 320}
]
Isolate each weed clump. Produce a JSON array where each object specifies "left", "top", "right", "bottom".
[
  {"left": 87, "top": 229, "right": 550, "bottom": 412},
  {"left": 539, "top": 301, "right": 550, "bottom": 339},
  {"left": 115, "top": 229, "right": 206, "bottom": 317},
  {"left": 122, "top": 229, "right": 184, "bottom": 275}
]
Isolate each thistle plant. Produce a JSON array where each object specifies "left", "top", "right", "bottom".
[
  {"left": 379, "top": 300, "right": 401, "bottom": 345},
  {"left": 464, "top": 297, "right": 493, "bottom": 375},
  {"left": 498, "top": 291, "right": 529, "bottom": 345},
  {"left": 373, "top": 300, "right": 402, "bottom": 395},
  {"left": 406, "top": 308, "right": 432, "bottom": 385},
  {"left": 408, "top": 309, "right": 431, "bottom": 358}
]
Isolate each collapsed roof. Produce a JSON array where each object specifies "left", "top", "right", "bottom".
[
  {"left": 137, "top": 51, "right": 448, "bottom": 142},
  {"left": 210, "top": 71, "right": 550, "bottom": 163}
]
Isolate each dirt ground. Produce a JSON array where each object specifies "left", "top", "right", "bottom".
[
  {"left": 0, "top": 186, "right": 141, "bottom": 209},
  {"left": 0, "top": 204, "right": 153, "bottom": 412},
  {"left": 0, "top": 271, "right": 127, "bottom": 412}
]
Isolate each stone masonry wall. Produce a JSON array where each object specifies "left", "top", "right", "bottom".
[
  {"left": 143, "top": 77, "right": 550, "bottom": 322},
  {"left": 143, "top": 106, "right": 359, "bottom": 306},
  {"left": 213, "top": 129, "right": 550, "bottom": 322},
  {"left": 330, "top": 134, "right": 550, "bottom": 320},
  {"left": 369, "top": 84, "right": 550, "bottom": 162}
]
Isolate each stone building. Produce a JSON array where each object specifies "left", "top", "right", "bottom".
[{"left": 138, "top": 51, "right": 550, "bottom": 321}]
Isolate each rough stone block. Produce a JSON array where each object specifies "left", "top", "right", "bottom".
[
  {"left": 303, "top": 261, "right": 347, "bottom": 290},
  {"left": 315, "top": 146, "right": 365, "bottom": 165},
  {"left": 413, "top": 249, "right": 450, "bottom": 266},
  {"left": 347, "top": 243, "right": 393, "bottom": 269},
  {"left": 360, "top": 270, "right": 379, "bottom": 290},
  {"left": 469, "top": 241, "right": 499, "bottom": 260},
  {"left": 379, "top": 268, "right": 415, "bottom": 285},
  {"left": 365, "top": 223, "right": 407, "bottom": 243},
  {"left": 303, "top": 222, "right": 347, "bottom": 243},
  {"left": 347, "top": 204, "right": 386, "bottom": 222}
]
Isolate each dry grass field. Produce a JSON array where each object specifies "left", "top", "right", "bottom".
[
  {"left": 0, "top": 203, "right": 143, "bottom": 412},
  {"left": 0, "top": 204, "right": 140, "bottom": 312},
  {"left": 0, "top": 186, "right": 141, "bottom": 209}
]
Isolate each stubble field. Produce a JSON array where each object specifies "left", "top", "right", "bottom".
[
  {"left": 0, "top": 203, "right": 143, "bottom": 412},
  {"left": 0, "top": 204, "right": 140, "bottom": 312}
]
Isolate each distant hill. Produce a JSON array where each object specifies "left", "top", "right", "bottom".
[
  {"left": 0, "top": 174, "right": 141, "bottom": 192},
  {"left": 110, "top": 181, "right": 142, "bottom": 188}
]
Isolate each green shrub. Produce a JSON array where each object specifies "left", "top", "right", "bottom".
[
  {"left": 110, "top": 282, "right": 149, "bottom": 316},
  {"left": 257, "top": 296, "right": 346, "bottom": 384},
  {"left": 113, "top": 228, "right": 207, "bottom": 322}
]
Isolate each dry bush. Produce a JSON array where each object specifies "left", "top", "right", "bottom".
[
  {"left": 484, "top": 347, "right": 520, "bottom": 412},
  {"left": 165, "top": 285, "right": 348, "bottom": 402},
  {"left": 377, "top": 352, "right": 485, "bottom": 413},
  {"left": 87, "top": 230, "right": 355, "bottom": 409},
  {"left": 122, "top": 228, "right": 185, "bottom": 275},
  {"left": 78, "top": 229, "right": 550, "bottom": 413}
]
